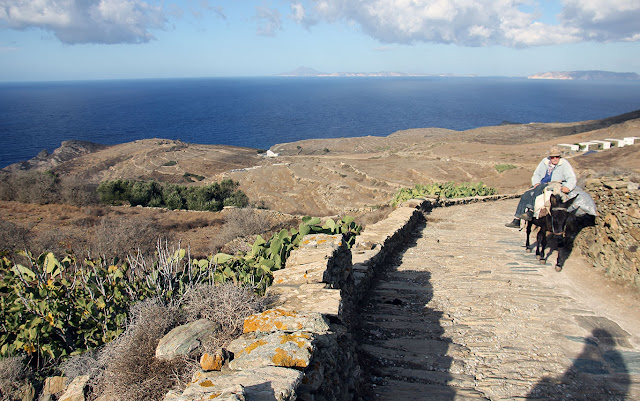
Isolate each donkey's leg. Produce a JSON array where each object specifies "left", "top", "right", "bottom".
[
  {"left": 538, "top": 228, "right": 547, "bottom": 264},
  {"left": 555, "top": 234, "right": 566, "bottom": 272},
  {"left": 526, "top": 221, "right": 532, "bottom": 253}
]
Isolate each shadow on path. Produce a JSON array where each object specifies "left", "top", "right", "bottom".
[
  {"left": 527, "top": 328, "right": 630, "bottom": 401},
  {"left": 355, "top": 219, "right": 466, "bottom": 400},
  {"left": 528, "top": 215, "right": 595, "bottom": 269}
]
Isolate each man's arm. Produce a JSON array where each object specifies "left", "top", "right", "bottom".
[
  {"left": 561, "top": 161, "right": 577, "bottom": 192},
  {"left": 531, "top": 159, "right": 547, "bottom": 187}
]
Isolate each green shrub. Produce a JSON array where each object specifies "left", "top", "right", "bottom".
[
  {"left": 0, "top": 215, "right": 362, "bottom": 372},
  {"left": 183, "top": 172, "right": 205, "bottom": 182},
  {"left": 210, "top": 215, "right": 362, "bottom": 294},
  {"left": 392, "top": 182, "right": 497, "bottom": 205},
  {"left": 97, "top": 179, "right": 248, "bottom": 211},
  {"left": 96, "top": 179, "right": 130, "bottom": 205},
  {"left": 495, "top": 164, "right": 517, "bottom": 173}
]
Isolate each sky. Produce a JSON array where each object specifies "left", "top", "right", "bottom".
[{"left": 0, "top": 0, "right": 639, "bottom": 82}]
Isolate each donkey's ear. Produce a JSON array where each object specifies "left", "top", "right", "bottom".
[{"left": 564, "top": 196, "right": 577, "bottom": 207}]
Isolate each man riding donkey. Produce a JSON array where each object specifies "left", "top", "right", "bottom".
[{"left": 505, "top": 145, "right": 577, "bottom": 228}]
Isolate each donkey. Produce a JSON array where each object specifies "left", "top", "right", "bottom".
[{"left": 526, "top": 194, "right": 576, "bottom": 271}]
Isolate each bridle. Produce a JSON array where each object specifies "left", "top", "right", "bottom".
[{"left": 549, "top": 206, "right": 569, "bottom": 236}]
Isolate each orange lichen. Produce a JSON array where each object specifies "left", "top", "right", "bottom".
[
  {"left": 200, "top": 352, "right": 224, "bottom": 371},
  {"left": 243, "top": 309, "right": 300, "bottom": 333},
  {"left": 200, "top": 380, "right": 215, "bottom": 388},
  {"left": 240, "top": 339, "right": 267, "bottom": 355},
  {"left": 208, "top": 394, "right": 221, "bottom": 399},
  {"left": 280, "top": 333, "right": 311, "bottom": 348},
  {"left": 271, "top": 347, "right": 308, "bottom": 368}
]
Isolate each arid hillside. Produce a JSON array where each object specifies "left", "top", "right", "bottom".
[
  {"left": 1, "top": 109, "right": 639, "bottom": 259},
  {"left": 3, "top": 109, "right": 640, "bottom": 217}
]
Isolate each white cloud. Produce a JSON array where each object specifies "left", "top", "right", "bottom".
[
  {"left": 290, "top": 0, "right": 640, "bottom": 47},
  {"left": 290, "top": 1, "right": 317, "bottom": 28},
  {"left": 255, "top": 5, "right": 281, "bottom": 36},
  {"left": 560, "top": 0, "right": 640, "bottom": 42},
  {"left": 0, "top": 0, "right": 165, "bottom": 44},
  {"left": 290, "top": 2, "right": 305, "bottom": 23}
]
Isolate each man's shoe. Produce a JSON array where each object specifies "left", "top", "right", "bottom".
[
  {"left": 520, "top": 210, "right": 534, "bottom": 221},
  {"left": 505, "top": 218, "right": 521, "bottom": 228}
]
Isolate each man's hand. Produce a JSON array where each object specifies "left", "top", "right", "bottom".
[{"left": 561, "top": 186, "right": 570, "bottom": 194}]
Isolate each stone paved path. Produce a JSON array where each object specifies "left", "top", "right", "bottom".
[{"left": 358, "top": 199, "right": 640, "bottom": 401}]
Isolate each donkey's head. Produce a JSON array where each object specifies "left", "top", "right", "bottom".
[{"left": 549, "top": 194, "right": 576, "bottom": 236}]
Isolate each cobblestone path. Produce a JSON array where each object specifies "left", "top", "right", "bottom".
[{"left": 358, "top": 199, "right": 640, "bottom": 401}]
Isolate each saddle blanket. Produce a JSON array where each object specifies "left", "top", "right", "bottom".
[{"left": 533, "top": 182, "right": 597, "bottom": 218}]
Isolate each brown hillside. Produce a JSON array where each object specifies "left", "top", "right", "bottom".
[
  {"left": 2, "top": 110, "right": 639, "bottom": 218},
  {"left": 2, "top": 111, "right": 640, "bottom": 215}
]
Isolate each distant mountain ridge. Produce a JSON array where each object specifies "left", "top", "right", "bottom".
[
  {"left": 276, "top": 66, "right": 475, "bottom": 77},
  {"left": 528, "top": 70, "right": 640, "bottom": 80}
]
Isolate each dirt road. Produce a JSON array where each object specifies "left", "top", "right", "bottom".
[{"left": 358, "top": 199, "right": 640, "bottom": 400}]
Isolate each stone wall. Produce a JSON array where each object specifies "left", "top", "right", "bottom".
[
  {"left": 574, "top": 177, "right": 640, "bottom": 288},
  {"left": 162, "top": 194, "right": 514, "bottom": 401}
]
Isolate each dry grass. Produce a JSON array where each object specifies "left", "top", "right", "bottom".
[
  {"left": 211, "top": 208, "right": 277, "bottom": 252},
  {"left": 77, "top": 283, "right": 265, "bottom": 400},
  {"left": 0, "top": 356, "right": 28, "bottom": 401},
  {"left": 354, "top": 205, "right": 394, "bottom": 228},
  {"left": 0, "top": 219, "right": 30, "bottom": 252},
  {"left": 89, "top": 299, "right": 187, "bottom": 401},
  {"left": 0, "top": 171, "right": 98, "bottom": 206},
  {"left": 91, "top": 215, "right": 166, "bottom": 258},
  {"left": 181, "top": 282, "right": 266, "bottom": 342},
  {"left": 59, "top": 350, "right": 101, "bottom": 382}
]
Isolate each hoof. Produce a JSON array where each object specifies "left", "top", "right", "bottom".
[
  {"left": 539, "top": 259, "right": 546, "bottom": 265},
  {"left": 526, "top": 248, "right": 532, "bottom": 253},
  {"left": 555, "top": 265, "right": 563, "bottom": 272}
]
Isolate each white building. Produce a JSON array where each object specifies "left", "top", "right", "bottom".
[
  {"left": 590, "top": 140, "right": 612, "bottom": 149},
  {"left": 605, "top": 138, "right": 625, "bottom": 147},
  {"left": 557, "top": 143, "right": 579, "bottom": 151},
  {"left": 578, "top": 142, "right": 601, "bottom": 151}
]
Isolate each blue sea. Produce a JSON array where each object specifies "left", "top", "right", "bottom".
[{"left": 1, "top": 77, "right": 640, "bottom": 169}]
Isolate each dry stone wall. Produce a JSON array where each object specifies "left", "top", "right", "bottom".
[
  {"left": 574, "top": 176, "right": 640, "bottom": 288},
  {"left": 162, "top": 194, "right": 513, "bottom": 401}
]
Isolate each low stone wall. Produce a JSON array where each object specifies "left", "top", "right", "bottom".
[
  {"left": 574, "top": 176, "right": 640, "bottom": 288},
  {"left": 162, "top": 194, "right": 515, "bottom": 401},
  {"left": 159, "top": 194, "right": 515, "bottom": 401}
]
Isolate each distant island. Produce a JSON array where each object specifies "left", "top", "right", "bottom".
[
  {"left": 276, "top": 66, "right": 476, "bottom": 78},
  {"left": 528, "top": 70, "right": 640, "bottom": 80}
]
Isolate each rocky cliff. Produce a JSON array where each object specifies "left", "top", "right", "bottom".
[{"left": 2, "top": 140, "right": 108, "bottom": 173}]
